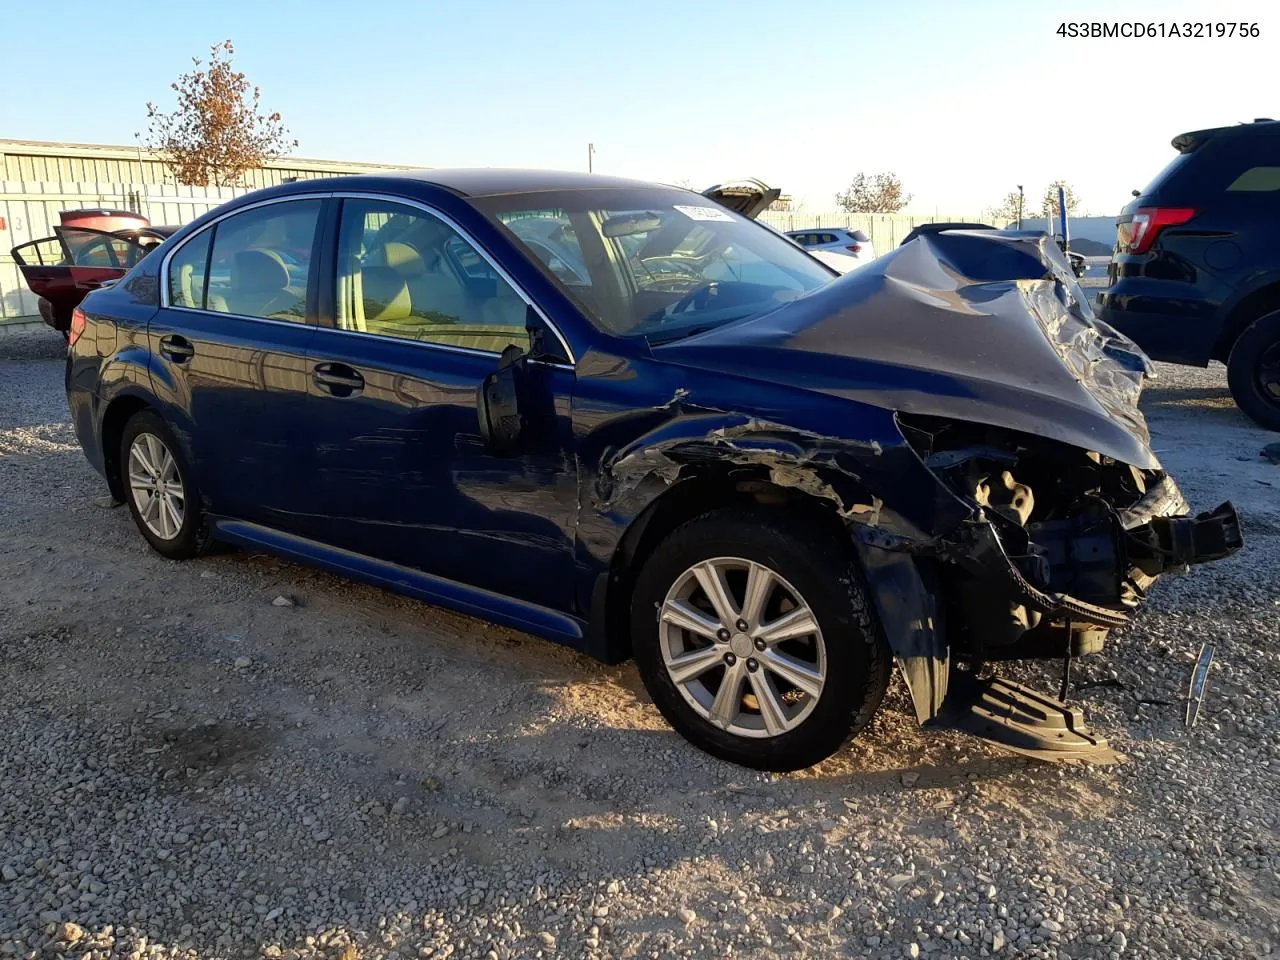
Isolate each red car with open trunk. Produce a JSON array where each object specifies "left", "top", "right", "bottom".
[{"left": 11, "top": 209, "right": 177, "bottom": 337}]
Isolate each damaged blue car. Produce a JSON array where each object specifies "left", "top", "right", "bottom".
[{"left": 66, "top": 170, "right": 1242, "bottom": 770}]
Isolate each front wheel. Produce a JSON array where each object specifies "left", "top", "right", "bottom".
[
  {"left": 630, "top": 508, "right": 890, "bottom": 771},
  {"left": 1227, "top": 309, "right": 1280, "bottom": 431},
  {"left": 119, "top": 410, "right": 210, "bottom": 559}
]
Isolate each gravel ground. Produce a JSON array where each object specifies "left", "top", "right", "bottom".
[{"left": 0, "top": 326, "right": 1277, "bottom": 960}]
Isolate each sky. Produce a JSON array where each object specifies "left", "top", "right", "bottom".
[{"left": 1, "top": 0, "right": 1276, "bottom": 215}]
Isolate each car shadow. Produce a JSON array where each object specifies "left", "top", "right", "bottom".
[{"left": 1141, "top": 384, "right": 1232, "bottom": 407}]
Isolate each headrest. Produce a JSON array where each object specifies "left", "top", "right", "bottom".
[
  {"left": 360, "top": 266, "right": 412, "bottom": 323},
  {"left": 232, "top": 249, "right": 289, "bottom": 292},
  {"left": 384, "top": 241, "right": 427, "bottom": 278}
]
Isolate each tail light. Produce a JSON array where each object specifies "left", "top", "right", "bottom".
[
  {"left": 1117, "top": 207, "right": 1196, "bottom": 255},
  {"left": 846, "top": 243, "right": 862, "bottom": 254},
  {"left": 69, "top": 308, "right": 88, "bottom": 346}
]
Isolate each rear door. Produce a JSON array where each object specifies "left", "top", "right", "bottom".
[
  {"left": 302, "top": 195, "right": 578, "bottom": 610},
  {"left": 147, "top": 197, "right": 325, "bottom": 527}
]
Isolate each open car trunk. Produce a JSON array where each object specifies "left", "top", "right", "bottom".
[{"left": 700, "top": 179, "right": 781, "bottom": 221}]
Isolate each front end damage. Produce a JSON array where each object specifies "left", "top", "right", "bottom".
[
  {"left": 874, "top": 414, "right": 1241, "bottom": 760},
  {"left": 639, "top": 228, "right": 1243, "bottom": 761}
]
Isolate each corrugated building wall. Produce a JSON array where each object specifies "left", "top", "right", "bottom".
[
  {"left": 0, "top": 138, "right": 415, "bottom": 188},
  {"left": 0, "top": 139, "right": 418, "bottom": 322}
]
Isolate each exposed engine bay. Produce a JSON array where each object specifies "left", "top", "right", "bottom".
[
  {"left": 886, "top": 413, "right": 1241, "bottom": 759},
  {"left": 901, "top": 413, "right": 1240, "bottom": 660}
]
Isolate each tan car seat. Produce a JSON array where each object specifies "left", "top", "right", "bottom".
[
  {"left": 178, "top": 263, "right": 196, "bottom": 307},
  {"left": 224, "top": 249, "right": 300, "bottom": 319},
  {"left": 358, "top": 266, "right": 415, "bottom": 335}
]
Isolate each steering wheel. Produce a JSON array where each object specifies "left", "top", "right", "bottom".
[{"left": 665, "top": 282, "right": 717, "bottom": 320}]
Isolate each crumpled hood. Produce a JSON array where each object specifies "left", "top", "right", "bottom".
[{"left": 654, "top": 230, "right": 1160, "bottom": 470}]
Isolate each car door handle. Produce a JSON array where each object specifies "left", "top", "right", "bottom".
[
  {"left": 159, "top": 334, "right": 195, "bottom": 363},
  {"left": 312, "top": 362, "right": 365, "bottom": 396}
]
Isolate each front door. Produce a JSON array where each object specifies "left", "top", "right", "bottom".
[
  {"left": 146, "top": 198, "right": 324, "bottom": 527},
  {"left": 304, "top": 197, "right": 578, "bottom": 611}
]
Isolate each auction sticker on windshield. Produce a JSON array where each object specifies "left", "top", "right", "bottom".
[{"left": 673, "top": 205, "right": 736, "bottom": 222}]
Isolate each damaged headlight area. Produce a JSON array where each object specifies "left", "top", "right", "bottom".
[{"left": 896, "top": 412, "right": 1242, "bottom": 668}]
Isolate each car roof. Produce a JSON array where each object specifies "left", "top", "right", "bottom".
[
  {"left": 1172, "top": 119, "right": 1280, "bottom": 151},
  {"left": 373, "top": 168, "right": 667, "bottom": 197}
]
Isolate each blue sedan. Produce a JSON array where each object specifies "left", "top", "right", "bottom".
[{"left": 65, "top": 169, "right": 1240, "bottom": 770}]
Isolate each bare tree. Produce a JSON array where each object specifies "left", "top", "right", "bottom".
[
  {"left": 1040, "top": 180, "right": 1080, "bottom": 220},
  {"left": 146, "top": 41, "right": 297, "bottom": 187},
  {"left": 835, "top": 173, "right": 912, "bottom": 214}
]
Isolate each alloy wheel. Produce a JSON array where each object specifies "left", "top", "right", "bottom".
[
  {"left": 1257, "top": 340, "right": 1280, "bottom": 400},
  {"left": 127, "top": 433, "right": 186, "bottom": 541},
  {"left": 659, "top": 556, "right": 826, "bottom": 738}
]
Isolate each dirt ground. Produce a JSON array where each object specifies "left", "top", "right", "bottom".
[{"left": 1, "top": 327, "right": 1277, "bottom": 960}]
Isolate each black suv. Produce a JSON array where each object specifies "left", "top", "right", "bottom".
[{"left": 1098, "top": 120, "right": 1280, "bottom": 429}]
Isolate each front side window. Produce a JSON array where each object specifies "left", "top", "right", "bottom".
[
  {"left": 475, "top": 187, "right": 834, "bottom": 342},
  {"left": 335, "top": 199, "right": 530, "bottom": 355},
  {"left": 202, "top": 199, "right": 321, "bottom": 321}
]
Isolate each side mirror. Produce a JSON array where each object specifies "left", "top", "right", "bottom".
[{"left": 478, "top": 343, "right": 525, "bottom": 454}]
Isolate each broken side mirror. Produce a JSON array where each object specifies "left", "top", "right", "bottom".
[{"left": 478, "top": 343, "right": 526, "bottom": 455}]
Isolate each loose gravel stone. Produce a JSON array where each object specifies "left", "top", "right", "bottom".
[{"left": 0, "top": 325, "right": 1276, "bottom": 960}]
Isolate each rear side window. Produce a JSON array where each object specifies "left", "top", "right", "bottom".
[
  {"left": 167, "top": 230, "right": 211, "bottom": 309},
  {"left": 205, "top": 200, "right": 321, "bottom": 322},
  {"left": 1227, "top": 167, "right": 1280, "bottom": 192},
  {"left": 1144, "top": 135, "right": 1280, "bottom": 200},
  {"left": 11, "top": 236, "right": 66, "bottom": 266}
]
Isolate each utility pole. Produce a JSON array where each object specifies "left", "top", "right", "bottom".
[
  {"left": 587, "top": 143, "right": 595, "bottom": 174},
  {"left": 1016, "top": 184, "right": 1024, "bottom": 229}
]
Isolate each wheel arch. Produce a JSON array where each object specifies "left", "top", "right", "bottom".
[
  {"left": 1213, "top": 278, "right": 1280, "bottom": 362},
  {"left": 100, "top": 394, "right": 153, "bottom": 502},
  {"left": 590, "top": 465, "right": 860, "bottom": 664}
]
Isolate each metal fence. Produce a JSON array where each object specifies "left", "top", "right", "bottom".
[
  {"left": 1, "top": 179, "right": 1007, "bottom": 324},
  {"left": 758, "top": 210, "right": 1015, "bottom": 255}
]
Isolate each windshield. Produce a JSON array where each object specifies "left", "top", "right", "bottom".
[{"left": 471, "top": 187, "right": 834, "bottom": 342}]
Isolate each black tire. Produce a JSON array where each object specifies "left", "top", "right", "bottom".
[
  {"left": 630, "top": 507, "right": 890, "bottom": 771},
  {"left": 1227, "top": 309, "right": 1280, "bottom": 431},
  {"left": 119, "top": 410, "right": 210, "bottom": 560}
]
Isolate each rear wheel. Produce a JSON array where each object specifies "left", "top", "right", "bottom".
[
  {"left": 1227, "top": 309, "right": 1280, "bottom": 431},
  {"left": 630, "top": 507, "right": 890, "bottom": 771},
  {"left": 119, "top": 410, "right": 209, "bottom": 559}
]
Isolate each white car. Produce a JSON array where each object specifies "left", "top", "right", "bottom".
[
  {"left": 700, "top": 180, "right": 874, "bottom": 276},
  {"left": 785, "top": 228, "right": 876, "bottom": 273}
]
